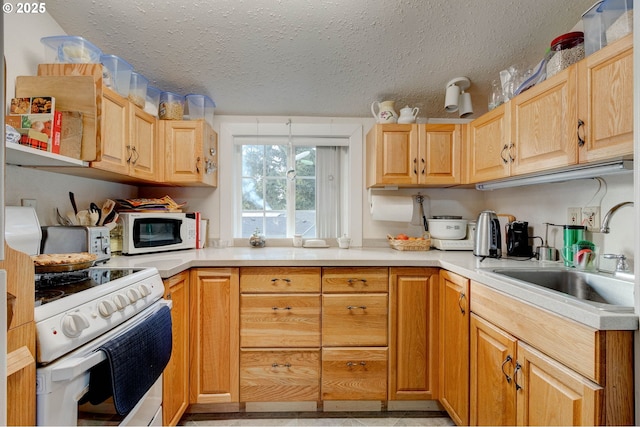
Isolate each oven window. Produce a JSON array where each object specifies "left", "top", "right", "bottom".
[{"left": 133, "top": 218, "right": 183, "bottom": 248}]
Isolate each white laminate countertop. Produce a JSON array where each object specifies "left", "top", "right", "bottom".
[{"left": 102, "top": 246, "right": 639, "bottom": 331}]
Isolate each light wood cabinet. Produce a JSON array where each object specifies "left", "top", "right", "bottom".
[
  {"left": 91, "top": 87, "right": 160, "bottom": 181},
  {"left": 389, "top": 267, "right": 439, "bottom": 401},
  {"left": 577, "top": 34, "right": 633, "bottom": 163},
  {"left": 239, "top": 267, "right": 321, "bottom": 402},
  {"left": 189, "top": 268, "right": 239, "bottom": 404},
  {"left": 366, "top": 123, "right": 461, "bottom": 187},
  {"left": 470, "top": 280, "right": 632, "bottom": 426},
  {"left": 467, "top": 103, "right": 511, "bottom": 182},
  {"left": 161, "top": 120, "right": 218, "bottom": 186},
  {"left": 162, "top": 271, "right": 190, "bottom": 426},
  {"left": 438, "top": 270, "right": 470, "bottom": 425},
  {"left": 321, "top": 267, "right": 389, "bottom": 401}
]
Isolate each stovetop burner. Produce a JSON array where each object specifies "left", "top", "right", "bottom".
[{"left": 34, "top": 267, "right": 144, "bottom": 308}]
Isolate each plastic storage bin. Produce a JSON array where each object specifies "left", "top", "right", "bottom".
[
  {"left": 582, "top": 1, "right": 606, "bottom": 55},
  {"left": 185, "top": 94, "right": 215, "bottom": 126},
  {"left": 159, "top": 91, "right": 185, "bottom": 120},
  {"left": 601, "top": 0, "right": 633, "bottom": 44},
  {"left": 128, "top": 72, "right": 148, "bottom": 109},
  {"left": 100, "top": 54, "right": 133, "bottom": 97},
  {"left": 144, "top": 85, "right": 161, "bottom": 117},
  {"left": 41, "top": 35, "right": 102, "bottom": 63},
  {"left": 546, "top": 32, "right": 585, "bottom": 78}
]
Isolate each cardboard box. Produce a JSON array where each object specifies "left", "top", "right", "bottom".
[{"left": 6, "top": 110, "right": 62, "bottom": 153}]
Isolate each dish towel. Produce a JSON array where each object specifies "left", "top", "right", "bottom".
[{"left": 87, "top": 304, "right": 172, "bottom": 415}]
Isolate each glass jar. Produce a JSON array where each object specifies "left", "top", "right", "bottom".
[
  {"left": 249, "top": 228, "right": 266, "bottom": 248},
  {"left": 546, "top": 31, "right": 585, "bottom": 78},
  {"left": 488, "top": 79, "right": 504, "bottom": 111}
]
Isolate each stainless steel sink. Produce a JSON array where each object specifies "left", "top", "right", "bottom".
[{"left": 487, "top": 268, "right": 634, "bottom": 312}]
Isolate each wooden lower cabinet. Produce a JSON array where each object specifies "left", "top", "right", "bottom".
[
  {"left": 439, "top": 270, "right": 470, "bottom": 425},
  {"left": 162, "top": 271, "right": 190, "bottom": 426},
  {"left": 321, "top": 348, "right": 388, "bottom": 400},
  {"left": 389, "top": 267, "right": 439, "bottom": 401},
  {"left": 189, "top": 268, "right": 239, "bottom": 404},
  {"left": 240, "top": 349, "right": 320, "bottom": 402}
]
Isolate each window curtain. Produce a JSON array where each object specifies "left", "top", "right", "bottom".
[{"left": 315, "top": 146, "right": 341, "bottom": 238}]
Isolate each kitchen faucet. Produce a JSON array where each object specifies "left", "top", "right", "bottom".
[{"left": 600, "top": 201, "right": 633, "bottom": 233}]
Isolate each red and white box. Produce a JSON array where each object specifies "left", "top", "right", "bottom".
[{"left": 6, "top": 96, "right": 61, "bottom": 153}]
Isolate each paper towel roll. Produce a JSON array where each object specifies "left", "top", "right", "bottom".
[{"left": 370, "top": 195, "right": 413, "bottom": 222}]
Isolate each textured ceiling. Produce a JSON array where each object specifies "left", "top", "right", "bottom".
[{"left": 45, "top": 0, "right": 595, "bottom": 120}]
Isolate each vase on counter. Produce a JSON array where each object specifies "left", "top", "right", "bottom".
[
  {"left": 371, "top": 100, "right": 398, "bottom": 123},
  {"left": 249, "top": 228, "right": 266, "bottom": 248}
]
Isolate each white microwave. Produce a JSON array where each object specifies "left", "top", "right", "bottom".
[{"left": 120, "top": 212, "right": 197, "bottom": 255}]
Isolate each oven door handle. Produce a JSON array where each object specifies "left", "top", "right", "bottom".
[
  {"left": 50, "top": 299, "right": 172, "bottom": 382},
  {"left": 51, "top": 350, "right": 107, "bottom": 382}
]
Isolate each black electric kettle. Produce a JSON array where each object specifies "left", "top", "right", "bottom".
[{"left": 473, "top": 210, "right": 502, "bottom": 259}]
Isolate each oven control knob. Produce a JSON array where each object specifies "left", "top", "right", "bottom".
[
  {"left": 113, "top": 294, "right": 129, "bottom": 310},
  {"left": 98, "top": 300, "right": 118, "bottom": 318},
  {"left": 138, "top": 284, "right": 151, "bottom": 297},
  {"left": 61, "top": 312, "right": 90, "bottom": 337},
  {"left": 127, "top": 288, "right": 142, "bottom": 303}
]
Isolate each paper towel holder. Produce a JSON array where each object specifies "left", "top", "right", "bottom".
[{"left": 367, "top": 187, "right": 399, "bottom": 211}]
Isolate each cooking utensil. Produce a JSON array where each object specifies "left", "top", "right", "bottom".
[
  {"left": 69, "top": 192, "right": 78, "bottom": 215},
  {"left": 99, "top": 199, "right": 116, "bottom": 226},
  {"left": 76, "top": 210, "right": 91, "bottom": 226},
  {"left": 56, "top": 208, "right": 72, "bottom": 225},
  {"left": 66, "top": 211, "right": 78, "bottom": 225},
  {"left": 89, "top": 202, "right": 101, "bottom": 224}
]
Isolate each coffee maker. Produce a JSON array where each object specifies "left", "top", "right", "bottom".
[{"left": 506, "top": 221, "right": 533, "bottom": 257}]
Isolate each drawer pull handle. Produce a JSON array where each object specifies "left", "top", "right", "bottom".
[
  {"left": 347, "top": 278, "right": 367, "bottom": 284},
  {"left": 271, "top": 363, "right": 291, "bottom": 368},
  {"left": 501, "top": 355, "right": 513, "bottom": 384},
  {"left": 458, "top": 292, "right": 466, "bottom": 314},
  {"left": 271, "top": 278, "right": 292, "bottom": 283},
  {"left": 346, "top": 361, "right": 366, "bottom": 367},
  {"left": 346, "top": 305, "right": 367, "bottom": 310},
  {"left": 514, "top": 362, "right": 522, "bottom": 391},
  {"left": 272, "top": 306, "right": 292, "bottom": 310}
]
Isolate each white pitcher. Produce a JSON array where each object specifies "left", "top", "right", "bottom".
[
  {"left": 397, "top": 106, "right": 419, "bottom": 124},
  {"left": 371, "top": 100, "right": 398, "bottom": 123}
]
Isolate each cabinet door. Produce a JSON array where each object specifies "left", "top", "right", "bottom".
[
  {"left": 439, "top": 270, "right": 470, "bottom": 426},
  {"left": 366, "top": 124, "right": 418, "bottom": 187},
  {"left": 163, "top": 120, "right": 204, "bottom": 184},
  {"left": 510, "top": 65, "right": 578, "bottom": 176},
  {"left": 470, "top": 314, "right": 517, "bottom": 426},
  {"left": 200, "top": 123, "right": 218, "bottom": 187},
  {"left": 419, "top": 124, "right": 461, "bottom": 185},
  {"left": 189, "top": 268, "right": 239, "bottom": 404},
  {"left": 467, "top": 104, "right": 510, "bottom": 183},
  {"left": 129, "top": 105, "right": 158, "bottom": 181},
  {"left": 516, "top": 341, "right": 603, "bottom": 426},
  {"left": 578, "top": 34, "right": 633, "bottom": 163},
  {"left": 162, "top": 271, "right": 189, "bottom": 426},
  {"left": 92, "top": 88, "right": 130, "bottom": 174},
  {"left": 389, "top": 267, "right": 439, "bottom": 401}
]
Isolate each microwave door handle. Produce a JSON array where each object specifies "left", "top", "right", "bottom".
[{"left": 50, "top": 350, "right": 107, "bottom": 382}]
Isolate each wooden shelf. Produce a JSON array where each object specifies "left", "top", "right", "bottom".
[{"left": 6, "top": 143, "right": 87, "bottom": 167}]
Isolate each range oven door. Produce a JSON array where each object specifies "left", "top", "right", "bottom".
[{"left": 36, "top": 299, "right": 171, "bottom": 426}]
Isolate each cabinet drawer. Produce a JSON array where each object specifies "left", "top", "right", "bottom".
[
  {"left": 241, "top": 294, "right": 321, "bottom": 348},
  {"left": 241, "top": 267, "right": 321, "bottom": 293},
  {"left": 240, "top": 349, "right": 320, "bottom": 402},
  {"left": 321, "top": 348, "right": 388, "bottom": 400},
  {"left": 322, "top": 294, "right": 388, "bottom": 346},
  {"left": 322, "top": 267, "right": 388, "bottom": 293}
]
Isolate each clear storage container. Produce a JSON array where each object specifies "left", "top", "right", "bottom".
[
  {"left": 185, "top": 94, "right": 215, "bottom": 126},
  {"left": 144, "top": 85, "right": 161, "bottom": 117},
  {"left": 41, "top": 35, "right": 102, "bottom": 63},
  {"left": 582, "top": 1, "right": 606, "bottom": 55},
  {"left": 601, "top": 0, "right": 633, "bottom": 44},
  {"left": 546, "top": 32, "right": 585, "bottom": 78},
  {"left": 128, "top": 72, "right": 148, "bottom": 109},
  {"left": 159, "top": 91, "right": 185, "bottom": 120},
  {"left": 100, "top": 54, "right": 133, "bottom": 97}
]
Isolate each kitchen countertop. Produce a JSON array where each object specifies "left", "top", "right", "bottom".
[{"left": 102, "top": 246, "right": 639, "bottom": 331}]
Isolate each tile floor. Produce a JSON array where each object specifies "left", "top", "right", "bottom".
[{"left": 179, "top": 411, "right": 455, "bottom": 426}]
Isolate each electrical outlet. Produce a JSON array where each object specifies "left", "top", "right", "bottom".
[
  {"left": 582, "top": 206, "right": 601, "bottom": 230},
  {"left": 567, "top": 207, "right": 581, "bottom": 225},
  {"left": 21, "top": 198, "right": 37, "bottom": 209}
]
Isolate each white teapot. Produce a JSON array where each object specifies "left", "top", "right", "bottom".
[{"left": 397, "top": 106, "right": 419, "bottom": 124}]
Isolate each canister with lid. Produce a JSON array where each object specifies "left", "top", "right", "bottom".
[{"left": 546, "top": 31, "right": 585, "bottom": 78}]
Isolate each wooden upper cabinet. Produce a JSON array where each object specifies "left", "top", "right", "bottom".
[
  {"left": 366, "top": 123, "right": 460, "bottom": 187},
  {"left": 578, "top": 33, "right": 633, "bottom": 163},
  {"left": 129, "top": 105, "right": 159, "bottom": 181},
  {"left": 467, "top": 103, "right": 511, "bottom": 183},
  {"left": 510, "top": 64, "right": 578, "bottom": 176},
  {"left": 162, "top": 120, "right": 218, "bottom": 186}
]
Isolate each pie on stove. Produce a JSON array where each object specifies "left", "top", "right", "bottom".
[{"left": 31, "top": 252, "right": 98, "bottom": 266}]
